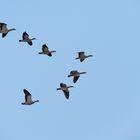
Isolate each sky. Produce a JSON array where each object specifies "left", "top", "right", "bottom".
[{"left": 0, "top": 0, "right": 140, "bottom": 140}]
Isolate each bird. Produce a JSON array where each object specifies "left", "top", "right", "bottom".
[
  {"left": 38, "top": 44, "right": 56, "bottom": 56},
  {"left": 21, "top": 89, "right": 39, "bottom": 105},
  {"left": 56, "top": 83, "right": 74, "bottom": 99},
  {"left": 75, "top": 52, "right": 93, "bottom": 62},
  {"left": 0, "top": 22, "right": 16, "bottom": 38},
  {"left": 68, "top": 70, "right": 87, "bottom": 83},
  {"left": 19, "top": 31, "right": 36, "bottom": 46}
]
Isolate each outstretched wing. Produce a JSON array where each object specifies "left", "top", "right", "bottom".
[
  {"left": 80, "top": 59, "right": 85, "bottom": 62},
  {"left": 23, "top": 32, "right": 29, "bottom": 40},
  {"left": 2, "top": 33, "right": 8, "bottom": 38},
  {"left": 42, "top": 44, "right": 49, "bottom": 52},
  {"left": 47, "top": 53, "right": 52, "bottom": 57},
  {"left": 27, "top": 41, "right": 32, "bottom": 46},
  {"left": 63, "top": 90, "right": 69, "bottom": 99},
  {"left": 23, "top": 89, "right": 32, "bottom": 102},
  {"left": 73, "top": 76, "right": 80, "bottom": 83}
]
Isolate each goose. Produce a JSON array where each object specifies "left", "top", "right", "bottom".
[
  {"left": 19, "top": 32, "right": 36, "bottom": 46},
  {"left": 38, "top": 44, "right": 56, "bottom": 56},
  {"left": 68, "top": 70, "right": 86, "bottom": 83},
  {"left": 0, "top": 22, "right": 16, "bottom": 38},
  {"left": 75, "top": 52, "right": 93, "bottom": 62},
  {"left": 56, "top": 83, "right": 74, "bottom": 99},
  {"left": 21, "top": 89, "right": 39, "bottom": 105}
]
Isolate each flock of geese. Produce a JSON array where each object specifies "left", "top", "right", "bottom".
[{"left": 0, "top": 22, "right": 93, "bottom": 105}]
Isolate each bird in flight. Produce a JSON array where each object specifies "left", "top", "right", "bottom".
[
  {"left": 68, "top": 70, "right": 87, "bottom": 83},
  {"left": 21, "top": 89, "right": 39, "bottom": 105},
  {"left": 0, "top": 22, "right": 16, "bottom": 38},
  {"left": 38, "top": 44, "right": 56, "bottom": 56},
  {"left": 57, "top": 83, "right": 74, "bottom": 99},
  {"left": 19, "top": 31, "right": 36, "bottom": 46},
  {"left": 75, "top": 52, "right": 93, "bottom": 62}
]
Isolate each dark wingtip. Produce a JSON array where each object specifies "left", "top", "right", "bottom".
[
  {"left": 28, "top": 41, "right": 32, "bottom": 46},
  {"left": 48, "top": 53, "right": 52, "bottom": 57},
  {"left": 2, "top": 33, "right": 8, "bottom": 38},
  {"left": 23, "top": 88, "right": 29, "bottom": 93},
  {"left": 66, "top": 96, "right": 69, "bottom": 99},
  {"left": 65, "top": 92, "right": 69, "bottom": 99},
  {"left": 23, "top": 89, "right": 26, "bottom": 92},
  {"left": 73, "top": 76, "right": 79, "bottom": 83}
]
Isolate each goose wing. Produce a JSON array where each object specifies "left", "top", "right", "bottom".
[
  {"left": 23, "top": 32, "right": 29, "bottom": 40},
  {"left": 47, "top": 53, "right": 52, "bottom": 57},
  {"left": 59, "top": 83, "right": 69, "bottom": 99},
  {"left": 73, "top": 76, "right": 80, "bottom": 83},
  {"left": 42, "top": 44, "right": 49, "bottom": 52},
  {"left": 63, "top": 90, "right": 69, "bottom": 99},
  {"left": 80, "top": 59, "right": 85, "bottom": 62},
  {"left": 23, "top": 89, "right": 32, "bottom": 102},
  {"left": 28, "top": 41, "right": 32, "bottom": 46},
  {"left": 2, "top": 33, "right": 8, "bottom": 38}
]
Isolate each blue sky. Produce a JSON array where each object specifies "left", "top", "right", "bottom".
[{"left": 0, "top": 0, "right": 140, "bottom": 140}]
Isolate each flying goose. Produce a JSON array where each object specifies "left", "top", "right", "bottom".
[
  {"left": 21, "top": 89, "right": 39, "bottom": 105},
  {"left": 68, "top": 70, "right": 86, "bottom": 83},
  {"left": 75, "top": 52, "right": 93, "bottom": 62},
  {"left": 0, "top": 22, "right": 16, "bottom": 38},
  {"left": 38, "top": 44, "right": 56, "bottom": 56},
  {"left": 19, "top": 32, "right": 36, "bottom": 46},
  {"left": 56, "top": 83, "right": 74, "bottom": 99}
]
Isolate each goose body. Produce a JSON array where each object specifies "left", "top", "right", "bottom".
[
  {"left": 0, "top": 22, "right": 16, "bottom": 38},
  {"left": 21, "top": 89, "right": 39, "bottom": 105},
  {"left": 19, "top": 32, "right": 36, "bottom": 46},
  {"left": 38, "top": 44, "right": 56, "bottom": 56},
  {"left": 68, "top": 70, "right": 86, "bottom": 83},
  {"left": 57, "top": 83, "right": 74, "bottom": 99},
  {"left": 75, "top": 52, "right": 93, "bottom": 62}
]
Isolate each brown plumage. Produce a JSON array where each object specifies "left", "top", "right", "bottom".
[
  {"left": 21, "top": 89, "right": 39, "bottom": 105},
  {"left": 75, "top": 52, "right": 93, "bottom": 62},
  {"left": 38, "top": 44, "right": 56, "bottom": 56},
  {"left": 56, "top": 83, "right": 74, "bottom": 99},
  {"left": 19, "top": 31, "right": 36, "bottom": 46},
  {"left": 68, "top": 70, "right": 87, "bottom": 83},
  {"left": 0, "top": 22, "right": 16, "bottom": 38}
]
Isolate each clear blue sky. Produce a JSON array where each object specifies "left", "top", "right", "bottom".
[{"left": 0, "top": 0, "right": 140, "bottom": 139}]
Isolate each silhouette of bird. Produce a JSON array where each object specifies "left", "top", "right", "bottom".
[
  {"left": 19, "top": 32, "right": 36, "bottom": 46},
  {"left": 21, "top": 89, "right": 39, "bottom": 105},
  {"left": 75, "top": 52, "right": 93, "bottom": 62},
  {"left": 68, "top": 70, "right": 86, "bottom": 83},
  {"left": 38, "top": 44, "right": 56, "bottom": 56},
  {"left": 56, "top": 83, "right": 74, "bottom": 99},
  {"left": 0, "top": 22, "right": 16, "bottom": 38}
]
